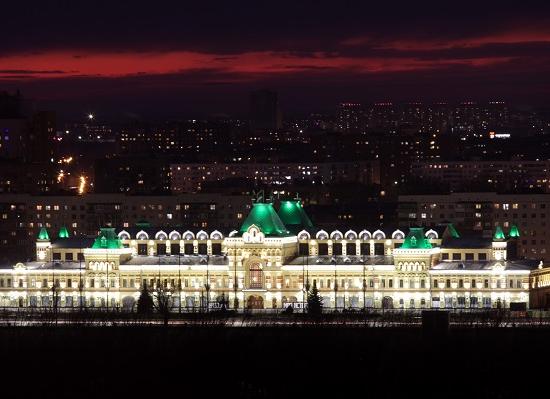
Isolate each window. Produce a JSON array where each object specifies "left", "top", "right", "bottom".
[
  {"left": 157, "top": 243, "right": 166, "bottom": 255},
  {"left": 332, "top": 243, "right": 342, "bottom": 256},
  {"left": 388, "top": 279, "right": 393, "bottom": 288},
  {"left": 433, "top": 279, "right": 439, "bottom": 288},
  {"left": 399, "top": 279, "right": 404, "bottom": 288},
  {"left": 478, "top": 253, "right": 487, "bottom": 261},
  {"left": 458, "top": 279, "right": 464, "bottom": 288},
  {"left": 446, "top": 279, "right": 451, "bottom": 288},
  {"left": 67, "top": 279, "right": 72, "bottom": 288},
  {"left": 420, "top": 279, "right": 425, "bottom": 288},
  {"left": 441, "top": 253, "right": 449, "bottom": 260},
  {"left": 170, "top": 243, "right": 181, "bottom": 255},
  {"left": 452, "top": 253, "right": 461, "bottom": 261},
  {"left": 484, "top": 279, "right": 489, "bottom": 288},
  {"left": 318, "top": 243, "right": 328, "bottom": 256},
  {"left": 65, "top": 252, "right": 73, "bottom": 261},
  {"left": 517, "top": 280, "right": 522, "bottom": 289},
  {"left": 137, "top": 244, "right": 148, "bottom": 255},
  {"left": 465, "top": 253, "right": 474, "bottom": 260},
  {"left": 360, "top": 243, "right": 370, "bottom": 255}
]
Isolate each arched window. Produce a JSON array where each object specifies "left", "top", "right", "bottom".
[{"left": 248, "top": 262, "right": 263, "bottom": 289}]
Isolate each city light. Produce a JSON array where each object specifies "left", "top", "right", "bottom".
[
  {"left": 78, "top": 175, "right": 87, "bottom": 195},
  {"left": 88, "top": 113, "right": 94, "bottom": 120}
]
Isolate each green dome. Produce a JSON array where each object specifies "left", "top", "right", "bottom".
[
  {"left": 239, "top": 203, "right": 290, "bottom": 237},
  {"left": 400, "top": 228, "right": 432, "bottom": 249},
  {"left": 58, "top": 226, "right": 70, "bottom": 239},
  {"left": 277, "top": 200, "right": 314, "bottom": 234},
  {"left": 494, "top": 226, "right": 505, "bottom": 241},
  {"left": 509, "top": 224, "right": 520, "bottom": 238},
  {"left": 92, "top": 228, "right": 123, "bottom": 249},
  {"left": 447, "top": 223, "right": 460, "bottom": 238},
  {"left": 38, "top": 227, "right": 50, "bottom": 240}
]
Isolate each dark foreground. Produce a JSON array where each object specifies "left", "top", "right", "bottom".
[{"left": 1, "top": 326, "right": 546, "bottom": 398}]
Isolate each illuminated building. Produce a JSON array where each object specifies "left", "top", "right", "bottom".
[
  {"left": 0, "top": 199, "right": 544, "bottom": 310},
  {"left": 412, "top": 160, "right": 550, "bottom": 193},
  {"left": 399, "top": 192, "right": 550, "bottom": 260}
]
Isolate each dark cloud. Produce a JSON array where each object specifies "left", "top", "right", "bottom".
[{"left": 1, "top": 0, "right": 550, "bottom": 117}]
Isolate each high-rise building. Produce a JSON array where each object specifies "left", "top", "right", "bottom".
[
  {"left": 249, "top": 89, "right": 282, "bottom": 132},
  {"left": 336, "top": 103, "right": 364, "bottom": 133}
]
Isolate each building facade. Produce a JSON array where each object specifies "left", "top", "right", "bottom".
[{"left": 0, "top": 200, "right": 545, "bottom": 310}]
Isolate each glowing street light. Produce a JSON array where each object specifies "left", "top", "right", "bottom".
[{"left": 87, "top": 113, "right": 94, "bottom": 120}]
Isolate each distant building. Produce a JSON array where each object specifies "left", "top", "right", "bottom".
[
  {"left": 0, "top": 193, "right": 251, "bottom": 263},
  {"left": 399, "top": 192, "right": 550, "bottom": 260},
  {"left": 336, "top": 103, "right": 363, "bottom": 133},
  {"left": 249, "top": 89, "right": 282, "bottom": 132},
  {"left": 170, "top": 161, "right": 380, "bottom": 193},
  {"left": 94, "top": 157, "right": 171, "bottom": 194},
  {"left": 412, "top": 160, "right": 550, "bottom": 192}
]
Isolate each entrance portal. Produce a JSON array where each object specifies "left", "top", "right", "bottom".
[{"left": 247, "top": 295, "right": 264, "bottom": 309}]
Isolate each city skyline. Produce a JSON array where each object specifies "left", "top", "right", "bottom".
[{"left": 1, "top": 2, "right": 550, "bottom": 119}]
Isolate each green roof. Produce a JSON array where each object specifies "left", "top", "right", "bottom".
[
  {"left": 92, "top": 228, "right": 123, "bottom": 249},
  {"left": 400, "top": 228, "right": 432, "bottom": 249},
  {"left": 58, "top": 226, "right": 70, "bottom": 239},
  {"left": 239, "top": 203, "right": 290, "bottom": 237},
  {"left": 494, "top": 225, "right": 505, "bottom": 241},
  {"left": 277, "top": 200, "right": 314, "bottom": 234},
  {"left": 447, "top": 223, "right": 460, "bottom": 238},
  {"left": 38, "top": 227, "right": 49, "bottom": 240},
  {"left": 509, "top": 224, "right": 520, "bottom": 238}
]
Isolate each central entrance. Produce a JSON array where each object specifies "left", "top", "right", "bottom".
[
  {"left": 247, "top": 295, "right": 264, "bottom": 309},
  {"left": 248, "top": 261, "right": 264, "bottom": 289}
]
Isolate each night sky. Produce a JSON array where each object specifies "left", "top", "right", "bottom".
[{"left": 2, "top": 1, "right": 550, "bottom": 119}]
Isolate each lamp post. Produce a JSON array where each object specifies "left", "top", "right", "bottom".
[
  {"left": 202, "top": 255, "right": 210, "bottom": 312},
  {"left": 178, "top": 252, "right": 182, "bottom": 314},
  {"left": 79, "top": 242, "right": 84, "bottom": 312},
  {"left": 305, "top": 255, "right": 310, "bottom": 313},
  {"left": 362, "top": 257, "right": 367, "bottom": 311},
  {"left": 106, "top": 249, "right": 109, "bottom": 311},
  {"left": 49, "top": 245, "right": 57, "bottom": 314},
  {"left": 332, "top": 256, "right": 338, "bottom": 311},
  {"left": 233, "top": 241, "right": 238, "bottom": 310}
]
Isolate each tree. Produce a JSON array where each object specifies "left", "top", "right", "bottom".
[
  {"left": 307, "top": 280, "right": 323, "bottom": 315},
  {"left": 136, "top": 282, "right": 154, "bottom": 315},
  {"left": 154, "top": 283, "right": 175, "bottom": 326}
]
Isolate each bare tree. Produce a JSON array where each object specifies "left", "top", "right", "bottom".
[{"left": 154, "top": 282, "right": 175, "bottom": 326}]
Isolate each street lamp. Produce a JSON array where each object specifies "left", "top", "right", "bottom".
[
  {"left": 178, "top": 251, "right": 182, "bottom": 314},
  {"left": 331, "top": 256, "right": 338, "bottom": 311},
  {"left": 362, "top": 257, "right": 367, "bottom": 311},
  {"left": 233, "top": 241, "right": 238, "bottom": 310},
  {"left": 79, "top": 242, "right": 84, "bottom": 311},
  {"left": 201, "top": 255, "right": 210, "bottom": 312},
  {"left": 305, "top": 255, "right": 310, "bottom": 313}
]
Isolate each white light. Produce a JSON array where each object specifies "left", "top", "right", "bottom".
[{"left": 88, "top": 113, "right": 94, "bottom": 120}]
